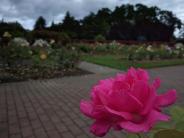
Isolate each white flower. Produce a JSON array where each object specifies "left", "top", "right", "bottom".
[
  {"left": 72, "top": 47, "right": 75, "bottom": 50},
  {"left": 50, "top": 39, "right": 55, "bottom": 44},
  {"left": 10, "top": 37, "right": 30, "bottom": 47},
  {"left": 175, "top": 43, "right": 184, "bottom": 49},
  {"left": 164, "top": 45, "right": 172, "bottom": 53},
  {"left": 146, "top": 45, "right": 154, "bottom": 52},
  {"left": 3, "top": 32, "right": 12, "bottom": 38},
  {"left": 29, "top": 50, "right": 33, "bottom": 55},
  {"left": 136, "top": 46, "right": 143, "bottom": 53},
  {"left": 173, "top": 50, "right": 179, "bottom": 55},
  {"left": 32, "top": 39, "right": 50, "bottom": 47}
]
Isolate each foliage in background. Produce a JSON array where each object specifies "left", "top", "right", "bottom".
[
  {"left": 0, "top": 3, "right": 183, "bottom": 41},
  {"left": 0, "top": 21, "right": 26, "bottom": 37},
  {"left": 0, "top": 40, "right": 79, "bottom": 81},
  {"left": 80, "top": 42, "right": 184, "bottom": 70},
  {"left": 76, "top": 42, "right": 184, "bottom": 60},
  {"left": 94, "top": 34, "right": 106, "bottom": 42}
]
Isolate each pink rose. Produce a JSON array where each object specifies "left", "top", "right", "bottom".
[{"left": 80, "top": 68, "right": 177, "bottom": 137}]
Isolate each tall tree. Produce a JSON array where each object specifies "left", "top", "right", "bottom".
[
  {"left": 178, "top": 24, "right": 184, "bottom": 39},
  {"left": 95, "top": 8, "right": 111, "bottom": 36},
  {"left": 81, "top": 12, "right": 96, "bottom": 39},
  {"left": 81, "top": 8, "right": 111, "bottom": 39},
  {"left": 61, "top": 11, "right": 80, "bottom": 38},
  {"left": 34, "top": 16, "right": 46, "bottom": 30}
]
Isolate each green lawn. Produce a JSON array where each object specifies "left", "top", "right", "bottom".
[{"left": 81, "top": 54, "right": 184, "bottom": 70}]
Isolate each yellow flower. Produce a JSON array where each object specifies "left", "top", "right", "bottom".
[
  {"left": 3, "top": 32, "right": 12, "bottom": 38},
  {"left": 39, "top": 50, "right": 48, "bottom": 60},
  {"left": 40, "top": 53, "right": 47, "bottom": 60}
]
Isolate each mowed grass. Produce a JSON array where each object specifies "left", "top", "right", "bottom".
[{"left": 81, "top": 54, "right": 184, "bottom": 70}]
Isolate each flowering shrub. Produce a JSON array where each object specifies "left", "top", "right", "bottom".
[
  {"left": 80, "top": 68, "right": 177, "bottom": 137},
  {"left": 95, "top": 34, "right": 106, "bottom": 42},
  {"left": 10, "top": 37, "right": 30, "bottom": 47},
  {"left": 0, "top": 44, "right": 32, "bottom": 67},
  {"left": 32, "top": 39, "right": 50, "bottom": 47},
  {"left": 134, "top": 46, "right": 148, "bottom": 60},
  {"left": 78, "top": 44, "right": 94, "bottom": 53},
  {"left": 121, "top": 44, "right": 184, "bottom": 61},
  {"left": 76, "top": 42, "right": 184, "bottom": 60},
  {"left": 0, "top": 39, "right": 79, "bottom": 81},
  {"left": 174, "top": 43, "right": 184, "bottom": 58}
]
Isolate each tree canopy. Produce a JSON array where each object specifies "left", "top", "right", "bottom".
[
  {"left": 0, "top": 20, "right": 26, "bottom": 37},
  {"left": 0, "top": 3, "right": 183, "bottom": 41},
  {"left": 47, "top": 4, "right": 182, "bottom": 41}
]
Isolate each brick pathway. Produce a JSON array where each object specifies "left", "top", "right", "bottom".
[{"left": 0, "top": 65, "right": 184, "bottom": 138}]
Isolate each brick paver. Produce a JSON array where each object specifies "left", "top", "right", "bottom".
[{"left": 0, "top": 65, "right": 184, "bottom": 138}]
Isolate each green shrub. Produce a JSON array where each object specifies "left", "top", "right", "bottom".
[
  {"left": 125, "top": 46, "right": 137, "bottom": 61},
  {"left": 106, "top": 43, "right": 119, "bottom": 52},
  {"left": 0, "top": 42, "right": 79, "bottom": 81},
  {"left": 133, "top": 46, "right": 147, "bottom": 61},
  {"left": 31, "top": 46, "right": 79, "bottom": 69},
  {"left": 58, "top": 32, "right": 71, "bottom": 45},
  {"left": 95, "top": 44, "right": 108, "bottom": 53},
  {"left": 120, "top": 45, "right": 130, "bottom": 59},
  {"left": 156, "top": 49, "right": 172, "bottom": 59},
  {"left": 0, "top": 44, "right": 32, "bottom": 67},
  {"left": 174, "top": 45, "right": 184, "bottom": 58},
  {"left": 51, "top": 48, "right": 79, "bottom": 69},
  {"left": 94, "top": 34, "right": 106, "bottom": 42},
  {"left": 78, "top": 44, "right": 93, "bottom": 53}
]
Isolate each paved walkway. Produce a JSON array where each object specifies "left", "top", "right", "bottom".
[
  {"left": 78, "top": 61, "right": 120, "bottom": 74},
  {"left": 0, "top": 64, "right": 184, "bottom": 138}
]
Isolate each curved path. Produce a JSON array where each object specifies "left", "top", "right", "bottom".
[{"left": 0, "top": 63, "right": 183, "bottom": 138}]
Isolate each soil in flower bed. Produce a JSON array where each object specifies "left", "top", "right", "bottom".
[{"left": 0, "top": 68, "right": 92, "bottom": 83}]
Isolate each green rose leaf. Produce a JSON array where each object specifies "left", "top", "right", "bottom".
[
  {"left": 154, "top": 122, "right": 172, "bottom": 130},
  {"left": 153, "top": 129, "right": 184, "bottom": 138},
  {"left": 175, "top": 121, "right": 184, "bottom": 131},
  {"left": 126, "top": 133, "right": 139, "bottom": 138},
  {"left": 170, "top": 106, "right": 184, "bottom": 122}
]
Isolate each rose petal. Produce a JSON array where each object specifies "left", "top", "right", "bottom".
[
  {"left": 120, "top": 110, "right": 170, "bottom": 133},
  {"left": 137, "top": 68, "right": 149, "bottom": 81},
  {"left": 91, "top": 78, "right": 114, "bottom": 104},
  {"left": 90, "top": 120, "right": 111, "bottom": 137},
  {"left": 105, "top": 106, "right": 133, "bottom": 120},
  {"left": 108, "top": 90, "right": 143, "bottom": 113},
  {"left": 113, "top": 124, "right": 122, "bottom": 131},
  {"left": 131, "top": 80, "right": 150, "bottom": 105},
  {"left": 112, "top": 80, "right": 130, "bottom": 93},
  {"left": 152, "top": 78, "right": 161, "bottom": 90},
  {"left": 141, "top": 86, "right": 156, "bottom": 115},
  {"left": 80, "top": 100, "right": 93, "bottom": 118},
  {"left": 156, "top": 89, "right": 177, "bottom": 107}
]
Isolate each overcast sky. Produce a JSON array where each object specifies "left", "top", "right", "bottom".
[{"left": 0, "top": 0, "right": 183, "bottom": 30}]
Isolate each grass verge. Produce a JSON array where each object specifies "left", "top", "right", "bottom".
[{"left": 81, "top": 54, "right": 184, "bottom": 70}]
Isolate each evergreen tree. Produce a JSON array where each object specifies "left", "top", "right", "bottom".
[
  {"left": 61, "top": 11, "right": 80, "bottom": 38},
  {"left": 34, "top": 16, "right": 46, "bottom": 30}
]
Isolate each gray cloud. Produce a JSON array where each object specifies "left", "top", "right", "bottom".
[{"left": 0, "top": 0, "right": 183, "bottom": 29}]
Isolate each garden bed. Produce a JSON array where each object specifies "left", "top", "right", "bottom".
[
  {"left": 0, "top": 67, "right": 92, "bottom": 83},
  {"left": 0, "top": 38, "right": 93, "bottom": 83}
]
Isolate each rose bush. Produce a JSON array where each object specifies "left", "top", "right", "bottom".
[{"left": 80, "top": 68, "right": 176, "bottom": 137}]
